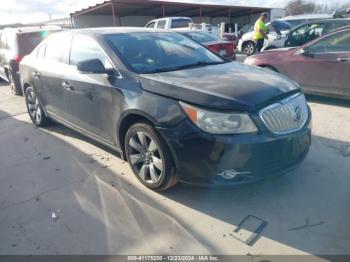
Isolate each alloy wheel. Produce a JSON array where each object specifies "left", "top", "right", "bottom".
[
  {"left": 26, "top": 90, "right": 42, "bottom": 125},
  {"left": 8, "top": 72, "right": 16, "bottom": 94},
  {"left": 128, "top": 131, "right": 164, "bottom": 184},
  {"left": 244, "top": 42, "right": 255, "bottom": 56}
]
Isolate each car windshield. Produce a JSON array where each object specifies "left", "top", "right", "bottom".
[
  {"left": 104, "top": 32, "right": 225, "bottom": 74},
  {"left": 184, "top": 31, "right": 220, "bottom": 43}
]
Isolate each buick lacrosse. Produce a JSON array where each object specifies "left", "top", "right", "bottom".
[{"left": 20, "top": 28, "right": 311, "bottom": 191}]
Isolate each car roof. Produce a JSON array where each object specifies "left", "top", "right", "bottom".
[
  {"left": 149, "top": 17, "right": 192, "bottom": 21},
  {"left": 66, "top": 27, "right": 169, "bottom": 36},
  {"left": 283, "top": 14, "right": 333, "bottom": 20},
  {"left": 2, "top": 26, "right": 61, "bottom": 34}
]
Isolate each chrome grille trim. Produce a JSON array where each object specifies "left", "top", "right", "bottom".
[{"left": 259, "top": 93, "right": 308, "bottom": 135}]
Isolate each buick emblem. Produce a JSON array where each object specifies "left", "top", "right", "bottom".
[{"left": 293, "top": 106, "right": 301, "bottom": 122}]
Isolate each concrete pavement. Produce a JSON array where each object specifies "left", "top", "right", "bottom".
[{"left": 0, "top": 82, "right": 350, "bottom": 256}]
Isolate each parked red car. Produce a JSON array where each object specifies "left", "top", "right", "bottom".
[
  {"left": 177, "top": 30, "right": 236, "bottom": 60},
  {"left": 245, "top": 26, "right": 350, "bottom": 99}
]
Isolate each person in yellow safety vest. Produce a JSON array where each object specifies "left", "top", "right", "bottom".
[{"left": 254, "top": 13, "right": 269, "bottom": 53}]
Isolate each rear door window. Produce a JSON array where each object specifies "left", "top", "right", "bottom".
[{"left": 45, "top": 34, "right": 71, "bottom": 63}]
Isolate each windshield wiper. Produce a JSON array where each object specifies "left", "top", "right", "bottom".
[{"left": 147, "top": 61, "right": 226, "bottom": 74}]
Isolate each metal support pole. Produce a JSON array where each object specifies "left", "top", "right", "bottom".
[{"left": 111, "top": 1, "right": 117, "bottom": 26}]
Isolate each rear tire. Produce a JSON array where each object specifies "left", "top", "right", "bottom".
[
  {"left": 8, "top": 70, "right": 22, "bottom": 96},
  {"left": 125, "top": 122, "right": 178, "bottom": 191},
  {"left": 242, "top": 41, "right": 256, "bottom": 56},
  {"left": 24, "top": 86, "right": 50, "bottom": 127}
]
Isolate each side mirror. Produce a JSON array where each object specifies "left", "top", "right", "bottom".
[
  {"left": 300, "top": 47, "right": 313, "bottom": 57},
  {"left": 77, "top": 59, "right": 107, "bottom": 74}
]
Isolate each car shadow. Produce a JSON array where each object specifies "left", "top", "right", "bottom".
[{"left": 0, "top": 108, "right": 349, "bottom": 255}]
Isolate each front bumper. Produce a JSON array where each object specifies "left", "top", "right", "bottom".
[{"left": 157, "top": 117, "right": 311, "bottom": 186}]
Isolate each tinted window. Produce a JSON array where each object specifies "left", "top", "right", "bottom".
[
  {"left": 45, "top": 34, "right": 71, "bottom": 63},
  {"left": 309, "top": 30, "right": 350, "bottom": 53},
  {"left": 185, "top": 32, "right": 219, "bottom": 43},
  {"left": 157, "top": 20, "right": 166, "bottom": 29},
  {"left": 70, "top": 36, "right": 112, "bottom": 69},
  {"left": 146, "top": 22, "right": 156, "bottom": 28},
  {"left": 105, "top": 32, "right": 224, "bottom": 74},
  {"left": 287, "top": 23, "right": 325, "bottom": 47},
  {"left": 18, "top": 31, "right": 53, "bottom": 55},
  {"left": 171, "top": 19, "right": 192, "bottom": 29}
]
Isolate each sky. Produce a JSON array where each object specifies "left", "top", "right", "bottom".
[{"left": 0, "top": 0, "right": 348, "bottom": 25}]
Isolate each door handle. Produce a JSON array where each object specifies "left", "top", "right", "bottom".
[
  {"left": 337, "top": 58, "right": 350, "bottom": 62},
  {"left": 62, "top": 81, "right": 74, "bottom": 91}
]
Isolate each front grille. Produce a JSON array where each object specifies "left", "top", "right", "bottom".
[{"left": 260, "top": 93, "right": 308, "bottom": 134}]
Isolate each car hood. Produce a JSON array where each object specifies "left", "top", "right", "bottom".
[{"left": 139, "top": 62, "right": 299, "bottom": 112}]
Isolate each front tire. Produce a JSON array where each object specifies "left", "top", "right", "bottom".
[
  {"left": 125, "top": 122, "right": 177, "bottom": 191},
  {"left": 242, "top": 41, "right": 256, "bottom": 56},
  {"left": 25, "top": 86, "right": 50, "bottom": 127}
]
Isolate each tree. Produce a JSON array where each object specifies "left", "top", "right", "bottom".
[{"left": 285, "top": 0, "right": 316, "bottom": 16}]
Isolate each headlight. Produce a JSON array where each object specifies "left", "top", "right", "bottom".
[{"left": 180, "top": 102, "right": 258, "bottom": 134}]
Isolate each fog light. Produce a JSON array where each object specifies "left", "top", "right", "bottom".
[{"left": 218, "top": 169, "right": 250, "bottom": 180}]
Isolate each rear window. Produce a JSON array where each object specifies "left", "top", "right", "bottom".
[
  {"left": 185, "top": 32, "right": 219, "bottom": 43},
  {"left": 171, "top": 19, "right": 192, "bottom": 29},
  {"left": 18, "top": 31, "right": 57, "bottom": 55}
]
